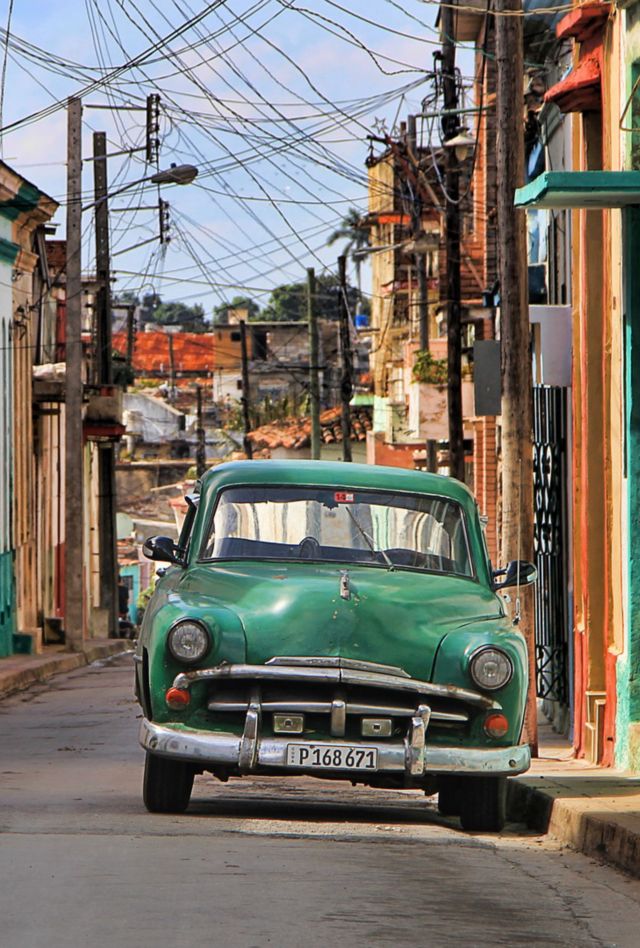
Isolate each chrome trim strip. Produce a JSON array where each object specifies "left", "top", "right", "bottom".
[
  {"left": 208, "top": 700, "right": 331, "bottom": 714},
  {"left": 206, "top": 698, "right": 468, "bottom": 723},
  {"left": 266, "top": 656, "right": 411, "bottom": 678},
  {"left": 140, "top": 720, "right": 531, "bottom": 775},
  {"left": 175, "top": 663, "right": 498, "bottom": 710}
]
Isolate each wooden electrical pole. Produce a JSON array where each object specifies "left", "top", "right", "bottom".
[
  {"left": 406, "top": 115, "right": 429, "bottom": 352},
  {"left": 126, "top": 304, "right": 136, "bottom": 373},
  {"left": 195, "top": 384, "right": 206, "bottom": 477},
  {"left": 167, "top": 333, "right": 176, "bottom": 403},
  {"left": 495, "top": 0, "right": 538, "bottom": 753},
  {"left": 64, "top": 97, "right": 85, "bottom": 648},
  {"left": 307, "top": 267, "right": 321, "bottom": 459},
  {"left": 338, "top": 255, "right": 353, "bottom": 463},
  {"left": 440, "top": 2, "right": 465, "bottom": 483},
  {"left": 239, "top": 320, "right": 253, "bottom": 459},
  {"left": 93, "top": 130, "right": 118, "bottom": 639}
]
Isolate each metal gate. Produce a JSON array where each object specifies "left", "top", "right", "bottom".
[{"left": 533, "top": 385, "right": 570, "bottom": 704}]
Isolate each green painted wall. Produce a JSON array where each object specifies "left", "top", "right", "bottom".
[
  {"left": 0, "top": 181, "right": 42, "bottom": 222},
  {"left": 619, "top": 205, "right": 640, "bottom": 770},
  {"left": 0, "top": 550, "right": 14, "bottom": 657},
  {"left": 616, "top": 32, "right": 640, "bottom": 768}
]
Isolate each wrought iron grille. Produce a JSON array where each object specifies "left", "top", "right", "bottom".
[{"left": 533, "top": 385, "right": 570, "bottom": 704}]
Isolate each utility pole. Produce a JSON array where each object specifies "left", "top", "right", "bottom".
[
  {"left": 195, "top": 384, "right": 206, "bottom": 477},
  {"left": 167, "top": 332, "right": 176, "bottom": 403},
  {"left": 126, "top": 304, "right": 136, "bottom": 372},
  {"left": 406, "top": 115, "right": 429, "bottom": 352},
  {"left": 338, "top": 255, "right": 353, "bottom": 463},
  {"left": 426, "top": 439, "right": 438, "bottom": 474},
  {"left": 93, "top": 130, "right": 118, "bottom": 639},
  {"left": 440, "top": 2, "right": 465, "bottom": 483},
  {"left": 65, "top": 97, "right": 85, "bottom": 649},
  {"left": 307, "top": 267, "right": 321, "bottom": 459},
  {"left": 239, "top": 320, "right": 253, "bottom": 459},
  {"left": 495, "top": 0, "right": 538, "bottom": 753}
]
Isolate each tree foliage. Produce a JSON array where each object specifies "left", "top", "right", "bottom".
[
  {"left": 114, "top": 292, "right": 209, "bottom": 332},
  {"left": 261, "top": 273, "right": 367, "bottom": 322},
  {"left": 152, "top": 300, "right": 208, "bottom": 332},
  {"left": 327, "top": 207, "right": 370, "bottom": 296}
]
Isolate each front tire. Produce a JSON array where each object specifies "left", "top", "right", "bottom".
[
  {"left": 143, "top": 752, "right": 194, "bottom": 814},
  {"left": 459, "top": 775, "right": 507, "bottom": 832},
  {"left": 437, "top": 775, "right": 464, "bottom": 817}
]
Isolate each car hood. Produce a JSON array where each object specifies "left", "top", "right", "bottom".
[{"left": 178, "top": 561, "right": 503, "bottom": 681}]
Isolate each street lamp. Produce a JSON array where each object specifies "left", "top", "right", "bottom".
[
  {"left": 82, "top": 162, "right": 199, "bottom": 211},
  {"left": 443, "top": 128, "right": 476, "bottom": 163},
  {"left": 151, "top": 163, "right": 198, "bottom": 185}
]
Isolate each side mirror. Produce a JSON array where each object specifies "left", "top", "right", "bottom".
[
  {"left": 493, "top": 560, "right": 537, "bottom": 590},
  {"left": 142, "top": 535, "right": 184, "bottom": 566}
]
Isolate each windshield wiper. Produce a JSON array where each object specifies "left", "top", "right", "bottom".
[{"left": 344, "top": 508, "right": 394, "bottom": 571}]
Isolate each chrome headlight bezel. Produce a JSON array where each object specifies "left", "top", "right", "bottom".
[
  {"left": 167, "top": 619, "right": 211, "bottom": 665},
  {"left": 469, "top": 646, "right": 513, "bottom": 692}
]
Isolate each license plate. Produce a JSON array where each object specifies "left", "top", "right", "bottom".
[{"left": 286, "top": 743, "right": 378, "bottom": 771}]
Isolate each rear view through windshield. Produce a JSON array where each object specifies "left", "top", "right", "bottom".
[{"left": 201, "top": 486, "right": 473, "bottom": 576}]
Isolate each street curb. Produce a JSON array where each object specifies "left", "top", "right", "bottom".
[
  {"left": 508, "top": 779, "right": 640, "bottom": 878},
  {"left": 0, "top": 641, "right": 131, "bottom": 701}
]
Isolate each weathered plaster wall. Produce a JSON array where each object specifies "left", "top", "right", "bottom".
[{"left": 0, "top": 251, "right": 14, "bottom": 656}]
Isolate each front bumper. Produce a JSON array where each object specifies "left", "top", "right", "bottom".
[{"left": 140, "top": 718, "right": 531, "bottom": 778}]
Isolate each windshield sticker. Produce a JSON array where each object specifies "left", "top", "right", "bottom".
[{"left": 334, "top": 491, "right": 355, "bottom": 503}]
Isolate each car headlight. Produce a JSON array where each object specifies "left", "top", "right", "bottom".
[
  {"left": 469, "top": 646, "right": 513, "bottom": 691},
  {"left": 167, "top": 620, "right": 210, "bottom": 664}
]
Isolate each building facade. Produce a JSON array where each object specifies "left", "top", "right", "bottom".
[
  {"left": 0, "top": 162, "right": 57, "bottom": 655},
  {"left": 515, "top": 0, "right": 640, "bottom": 768}
]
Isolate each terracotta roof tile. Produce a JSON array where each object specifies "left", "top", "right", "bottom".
[
  {"left": 248, "top": 406, "right": 373, "bottom": 453},
  {"left": 112, "top": 330, "right": 214, "bottom": 374}
]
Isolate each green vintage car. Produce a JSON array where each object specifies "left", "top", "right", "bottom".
[{"left": 135, "top": 460, "right": 534, "bottom": 831}]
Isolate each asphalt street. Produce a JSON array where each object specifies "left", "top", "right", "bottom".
[{"left": 1, "top": 653, "right": 640, "bottom": 948}]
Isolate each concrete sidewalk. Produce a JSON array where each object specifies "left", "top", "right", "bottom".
[
  {"left": 0, "top": 639, "right": 131, "bottom": 700},
  {"left": 2, "top": 647, "right": 640, "bottom": 877},
  {"left": 509, "top": 721, "right": 640, "bottom": 878}
]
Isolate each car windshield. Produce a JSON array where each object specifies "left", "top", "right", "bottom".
[{"left": 200, "top": 486, "right": 474, "bottom": 577}]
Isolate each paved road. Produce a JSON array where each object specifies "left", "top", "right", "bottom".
[{"left": 1, "top": 654, "right": 640, "bottom": 948}]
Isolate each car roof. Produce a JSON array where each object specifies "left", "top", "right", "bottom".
[{"left": 199, "top": 459, "right": 475, "bottom": 509}]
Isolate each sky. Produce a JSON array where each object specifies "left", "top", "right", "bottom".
[{"left": 0, "top": 0, "right": 476, "bottom": 316}]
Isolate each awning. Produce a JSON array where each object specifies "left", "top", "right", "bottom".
[{"left": 514, "top": 171, "right": 640, "bottom": 209}]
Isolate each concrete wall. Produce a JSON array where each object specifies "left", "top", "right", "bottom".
[
  {"left": 123, "top": 393, "right": 184, "bottom": 444},
  {"left": 270, "top": 443, "right": 367, "bottom": 464},
  {"left": 530, "top": 305, "right": 572, "bottom": 386}
]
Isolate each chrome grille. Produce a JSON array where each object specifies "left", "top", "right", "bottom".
[{"left": 207, "top": 685, "right": 468, "bottom": 726}]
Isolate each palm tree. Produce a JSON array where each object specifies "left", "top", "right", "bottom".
[{"left": 327, "top": 208, "right": 370, "bottom": 299}]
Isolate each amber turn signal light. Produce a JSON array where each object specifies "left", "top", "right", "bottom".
[
  {"left": 166, "top": 687, "right": 190, "bottom": 709},
  {"left": 483, "top": 712, "right": 509, "bottom": 738}
]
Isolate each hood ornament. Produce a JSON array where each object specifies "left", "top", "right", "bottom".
[{"left": 339, "top": 570, "right": 351, "bottom": 600}]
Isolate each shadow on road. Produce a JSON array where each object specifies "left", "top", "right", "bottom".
[{"left": 180, "top": 776, "right": 533, "bottom": 837}]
